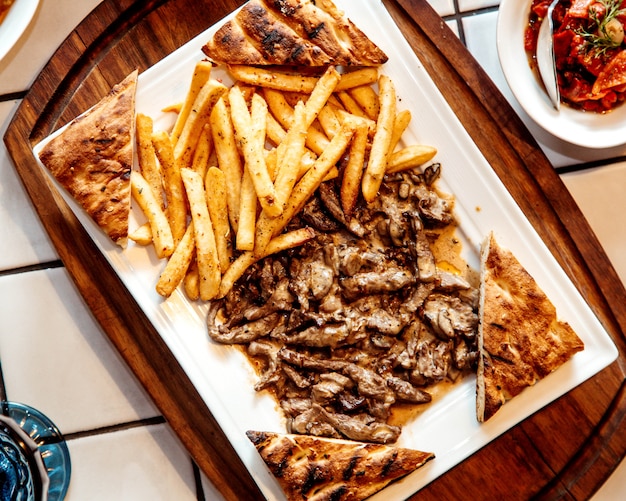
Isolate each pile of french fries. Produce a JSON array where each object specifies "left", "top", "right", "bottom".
[{"left": 129, "top": 61, "right": 437, "bottom": 301}]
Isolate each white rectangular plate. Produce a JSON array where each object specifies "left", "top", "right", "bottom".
[{"left": 33, "top": 1, "right": 618, "bottom": 499}]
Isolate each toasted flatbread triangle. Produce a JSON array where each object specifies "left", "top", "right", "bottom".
[
  {"left": 247, "top": 430, "right": 434, "bottom": 501},
  {"left": 476, "top": 233, "right": 584, "bottom": 422},
  {"left": 38, "top": 70, "right": 138, "bottom": 247},
  {"left": 203, "top": 0, "right": 388, "bottom": 67}
]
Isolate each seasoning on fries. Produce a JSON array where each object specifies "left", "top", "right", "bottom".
[{"left": 129, "top": 59, "right": 438, "bottom": 300}]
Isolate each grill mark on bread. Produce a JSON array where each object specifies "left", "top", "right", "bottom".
[
  {"left": 246, "top": 430, "right": 434, "bottom": 500},
  {"left": 203, "top": 0, "right": 388, "bottom": 66},
  {"left": 38, "top": 71, "right": 137, "bottom": 246},
  {"left": 476, "top": 232, "right": 584, "bottom": 422},
  {"left": 342, "top": 455, "right": 358, "bottom": 480},
  {"left": 240, "top": 1, "right": 332, "bottom": 65}
]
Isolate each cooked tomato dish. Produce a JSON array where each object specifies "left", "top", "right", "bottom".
[
  {"left": 526, "top": 0, "right": 626, "bottom": 112},
  {"left": 0, "top": 0, "right": 15, "bottom": 24}
]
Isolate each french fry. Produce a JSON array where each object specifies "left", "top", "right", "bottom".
[
  {"left": 389, "top": 109, "right": 412, "bottom": 153},
  {"left": 327, "top": 94, "right": 345, "bottom": 110},
  {"left": 181, "top": 168, "right": 221, "bottom": 301},
  {"left": 183, "top": 254, "right": 200, "bottom": 301},
  {"left": 205, "top": 166, "right": 232, "bottom": 273},
  {"left": 362, "top": 74, "right": 397, "bottom": 203},
  {"left": 293, "top": 65, "right": 341, "bottom": 153},
  {"left": 191, "top": 124, "right": 213, "bottom": 179},
  {"left": 302, "top": 66, "right": 341, "bottom": 125},
  {"left": 236, "top": 167, "right": 257, "bottom": 251},
  {"left": 136, "top": 113, "right": 163, "bottom": 207},
  {"left": 152, "top": 130, "right": 187, "bottom": 244},
  {"left": 264, "top": 66, "right": 342, "bottom": 250},
  {"left": 286, "top": 120, "right": 356, "bottom": 217},
  {"left": 325, "top": 167, "right": 340, "bottom": 181},
  {"left": 128, "top": 222, "right": 153, "bottom": 246},
  {"left": 386, "top": 144, "right": 438, "bottom": 174},
  {"left": 253, "top": 212, "right": 274, "bottom": 259},
  {"left": 239, "top": 85, "right": 259, "bottom": 107},
  {"left": 219, "top": 227, "right": 316, "bottom": 298},
  {"left": 265, "top": 111, "right": 288, "bottom": 146},
  {"left": 335, "top": 109, "right": 376, "bottom": 133},
  {"left": 155, "top": 223, "right": 195, "bottom": 298},
  {"left": 266, "top": 113, "right": 320, "bottom": 168},
  {"left": 281, "top": 91, "right": 307, "bottom": 107},
  {"left": 317, "top": 104, "right": 341, "bottom": 139},
  {"left": 297, "top": 150, "right": 317, "bottom": 178},
  {"left": 265, "top": 147, "right": 278, "bottom": 181},
  {"left": 264, "top": 88, "right": 295, "bottom": 130},
  {"left": 130, "top": 171, "right": 174, "bottom": 259},
  {"left": 301, "top": 125, "right": 329, "bottom": 155},
  {"left": 274, "top": 101, "right": 308, "bottom": 208},
  {"left": 349, "top": 85, "right": 379, "bottom": 120},
  {"left": 217, "top": 252, "right": 256, "bottom": 300},
  {"left": 210, "top": 95, "right": 243, "bottom": 232},
  {"left": 295, "top": 152, "right": 337, "bottom": 182},
  {"left": 171, "top": 60, "right": 213, "bottom": 146},
  {"left": 229, "top": 65, "right": 319, "bottom": 93},
  {"left": 341, "top": 121, "right": 369, "bottom": 217},
  {"left": 264, "top": 227, "right": 316, "bottom": 255},
  {"left": 174, "top": 79, "right": 227, "bottom": 168},
  {"left": 250, "top": 93, "right": 278, "bottom": 206},
  {"left": 256, "top": 114, "right": 319, "bottom": 257},
  {"left": 161, "top": 103, "right": 182, "bottom": 114},
  {"left": 268, "top": 120, "right": 357, "bottom": 244},
  {"left": 229, "top": 88, "right": 281, "bottom": 217},
  {"left": 132, "top": 61, "right": 441, "bottom": 305},
  {"left": 335, "top": 68, "right": 379, "bottom": 91},
  {"left": 336, "top": 90, "right": 368, "bottom": 119},
  {"left": 264, "top": 87, "right": 330, "bottom": 156},
  {"left": 254, "top": 148, "right": 322, "bottom": 257}
]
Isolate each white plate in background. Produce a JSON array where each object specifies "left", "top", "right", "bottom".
[
  {"left": 497, "top": 0, "right": 626, "bottom": 149},
  {"left": 34, "top": 1, "right": 618, "bottom": 498},
  {"left": 0, "top": 0, "right": 40, "bottom": 62}
]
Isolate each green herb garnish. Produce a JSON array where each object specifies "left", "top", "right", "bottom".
[{"left": 577, "top": 0, "right": 626, "bottom": 56}]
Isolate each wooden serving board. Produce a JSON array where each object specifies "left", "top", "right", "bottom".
[{"left": 5, "top": 0, "right": 626, "bottom": 499}]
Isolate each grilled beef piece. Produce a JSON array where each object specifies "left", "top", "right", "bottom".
[{"left": 207, "top": 168, "right": 478, "bottom": 443}]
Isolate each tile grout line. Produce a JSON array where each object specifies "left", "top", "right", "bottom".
[
  {"left": 0, "top": 260, "right": 65, "bottom": 278},
  {"left": 556, "top": 155, "right": 626, "bottom": 174},
  {"left": 60, "top": 415, "right": 167, "bottom": 441},
  {"left": 0, "top": 91, "right": 28, "bottom": 103}
]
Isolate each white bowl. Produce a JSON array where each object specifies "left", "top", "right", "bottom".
[
  {"left": 0, "top": 0, "right": 40, "bottom": 63},
  {"left": 497, "top": 0, "right": 626, "bottom": 149}
]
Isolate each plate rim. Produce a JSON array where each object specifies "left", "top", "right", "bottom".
[{"left": 0, "top": 0, "right": 40, "bottom": 62}]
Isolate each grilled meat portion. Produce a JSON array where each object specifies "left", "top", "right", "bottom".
[{"left": 207, "top": 168, "right": 478, "bottom": 443}]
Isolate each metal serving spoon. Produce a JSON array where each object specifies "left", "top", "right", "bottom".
[{"left": 536, "top": 0, "right": 561, "bottom": 110}]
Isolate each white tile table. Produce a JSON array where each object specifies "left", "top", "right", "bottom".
[{"left": 1, "top": 0, "right": 624, "bottom": 499}]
